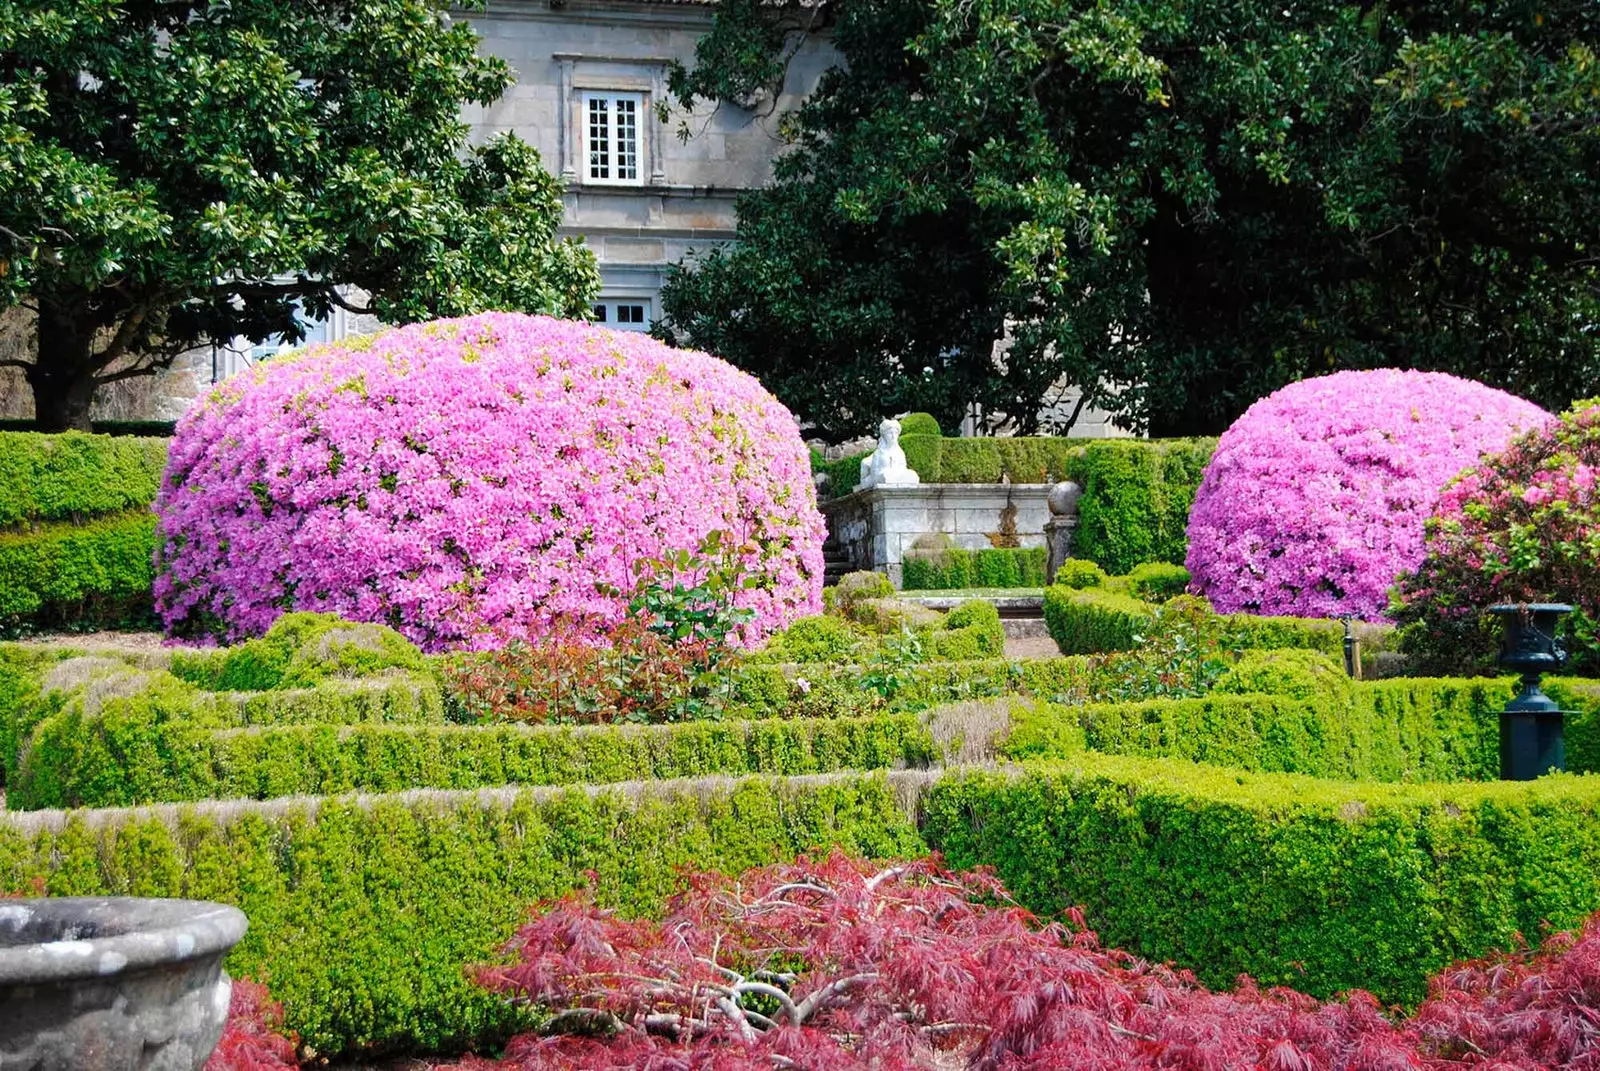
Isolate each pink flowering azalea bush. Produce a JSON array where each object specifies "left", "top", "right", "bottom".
[
  {"left": 1186, "top": 370, "right": 1548, "bottom": 620},
  {"left": 1393, "top": 399, "right": 1600, "bottom": 674},
  {"left": 154, "top": 313, "right": 824, "bottom": 650}
]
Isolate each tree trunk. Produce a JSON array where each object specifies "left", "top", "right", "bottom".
[{"left": 28, "top": 310, "right": 100, "bottom": 433}]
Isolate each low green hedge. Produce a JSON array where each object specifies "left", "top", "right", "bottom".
[
  {"left": 0, "top": 432, "right": 168, "bottom": 527},
  {"left": 0, "top": 510, "right": 158, "bottom": 631},
  {"left": 10, "top": 671, "right": 445, "bottom": 804},
  {"left": 10, "top": 710, "right": 935, "bottom": 810},
  {"left": 902, "top": 546, "right": 1048, "bottom": 590},
  {"left": 1002, "top": 676, "right": 1521, "bottom": 783},
  {"left": 1043, "top": 587, "right": 1152, "bottom": 654},
  {"left": 1041, "top": 585, "right": 1392, "bottom": 662},
  {"left": 0, "top": 774, "right": 926, "bottom": 1057},
  {"left": 922, "top": 755, "right": 1600, "bottom": 1006}
]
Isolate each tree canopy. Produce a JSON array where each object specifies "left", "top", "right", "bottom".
[
  {"left": 0, "top": 0, "right": 599, "bottom": 430},
  {"left": 656, "top": 0, "right": 1600, "bottom": 439}
]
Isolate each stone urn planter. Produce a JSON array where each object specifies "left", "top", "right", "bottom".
[{"left": 0, "top": 897, "right": 248, "bottom": 1071}]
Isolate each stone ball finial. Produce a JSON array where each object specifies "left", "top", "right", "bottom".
[{"left": 1048, "top": 480, "right": 1083, "bottom": 517}]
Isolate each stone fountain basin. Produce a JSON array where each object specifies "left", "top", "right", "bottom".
[{"left": 0, "top": 897, "right": 248, "bottom": 1071}]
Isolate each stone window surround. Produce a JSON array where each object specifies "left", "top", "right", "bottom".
[{"left": 555, "top": 52, "right": 670, "bottom": 187}]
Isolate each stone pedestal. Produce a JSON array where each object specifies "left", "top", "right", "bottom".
[{"left": 1044, "top": 480, "right": 1083, "bottom": 584}]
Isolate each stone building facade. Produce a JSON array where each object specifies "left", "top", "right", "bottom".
[{"left": 461, "top": 0, "right": 836, "bottom": 332}]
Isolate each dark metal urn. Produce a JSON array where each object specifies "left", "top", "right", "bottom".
[
  {"left": 1489, "top": 603, "right": 1574, "bottom": 781},
  {"left": 0, "top": 897, "right": 248, "bottom": 1071}
]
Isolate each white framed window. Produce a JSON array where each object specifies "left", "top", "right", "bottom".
[
  {"left": 215, "top": 301, "right": 340, "bottom": 382},
  {"left": 582, "top": 91, "right": 644, "bottom": 185},
  {"left": 592, "top": 299, "right": 652, "bottom": 332}
]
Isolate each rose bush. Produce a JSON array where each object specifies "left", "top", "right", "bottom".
[
  {"left": 154, "top": 313, "right": 824, "bottom": 650},
  {"left": 1186, "top": 369, "right": 1548, "bottom": 620},
  {"left": 1393, "top": 400, "right": 1600, "bottom": 674}
]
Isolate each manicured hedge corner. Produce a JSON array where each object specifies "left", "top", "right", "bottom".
[
  {"left": 0, "top": 773, "right": 929, "bottom": 1058},
  {"left": 1042, "top": 586, "right": 1154, "bottom": 654},
  {"left": 920, "top": 756, "right": 1600, "bottom": 1006},
  {"left": 1072, "top": 438, "right": 1214, "bottom": 574}
]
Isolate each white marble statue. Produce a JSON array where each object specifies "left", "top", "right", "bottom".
[{"left": 855, "top": 418, "right": 922, "bottom": 491}]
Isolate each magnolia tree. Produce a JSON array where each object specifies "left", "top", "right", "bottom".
[
  {"left": 154, "top": 314, "right": 825, "bottom": 650},
  {"left": 1394, "top": 400, "right": 1600, "bottom": 674},
  {"left": 1186, "top": 369, "right": 1549, "bottom": 619}
]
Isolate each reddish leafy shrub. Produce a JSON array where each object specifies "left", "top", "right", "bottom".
[
  {"left": 206, "top": 980, "right": 299, "bottom": 1071},
  {"left": 441, "top": 540, "right": 753, "bottom": 724},
  {"left": 439, "top": 852, "right": 1413, "bottom": 1070},
  {"left": 1406, "top": 915, "right": 1600, "bottom": 1068}
]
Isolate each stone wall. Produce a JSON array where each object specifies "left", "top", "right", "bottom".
[{"left": 821, "top": 484, "right": 1055, "bottom": 587}]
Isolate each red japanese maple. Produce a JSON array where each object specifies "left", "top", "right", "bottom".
[
  {"left": 212, "top": 853, "right": 1600, "bottom": 1070},
  {"left": 205, "top": 979, "right": 300, "bottom": 1071}
]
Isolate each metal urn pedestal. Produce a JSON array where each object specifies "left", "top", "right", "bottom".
[{"left": 1489, "top": 603, "right": 1574, "bottom": 781}]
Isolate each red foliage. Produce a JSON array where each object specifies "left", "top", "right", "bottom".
[
  {"left": 438, "top": 852, "right": 1419, "bottom": 1070},
  {"left": 1406, "top": 914, "right": 1600, "bottom": 1068},
  {"left": 205, "top": 979, "right": 300, "bottom": 1071}
]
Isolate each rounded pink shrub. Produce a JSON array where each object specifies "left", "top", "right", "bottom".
[
  {"left": 1185, "top": 370, "right": 1549, "bottom": 620},
  {"left": 154, "top": 313, "right": 825, "bottom": 650}
]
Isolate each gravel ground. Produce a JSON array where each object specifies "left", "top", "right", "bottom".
[
  {"left": 12, "top": 629, "right": 169, "bottom": 650},
  {"left": 1004, "top": 635, "right": 1059, "bottom": 660}
]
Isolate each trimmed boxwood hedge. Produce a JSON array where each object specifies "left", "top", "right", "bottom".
[
  {"left": 921, "top": 755, "right": 1600, "bottom": 1006},
  {"left": 1042, "top": 586, "right": 1152, "bottom": 654},
  {"left": 0, "top": 510, "right": 158, "bottom": 630},
  {"left": 1002, "top": 677, "right": 1521, "bottom": 783},
  {"left": 0, "top": 431, "right": 168, "bottom": 526},
  {"left": 0, "top": 774, "right": 927, "bottom": 1057},
  {"left": 1041, "top": 584, "right": 1391, "bottom": 662},
  {"left": 901, "top": 546, "right": 1048, "bottom": 590},
  {"left": 10, "top": 711, "right": 935, "bottom": 810}
]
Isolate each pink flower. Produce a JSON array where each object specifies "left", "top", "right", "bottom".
[
  {"left": 1186, "top": 369, "right": 1550, "bottom": 620},
  {"left": 153, "top": 313, "right": 826, "bottom": 650}
]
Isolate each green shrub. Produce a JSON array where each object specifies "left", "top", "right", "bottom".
[
  {"left": 898, "top": 412, "right": 942, "bottom": 437},
  {"left": 0, "top": 431, "right": 168, "bottom": 527},
  {"left": 0, "top": 511, "right": 158, "bottom": 632},
  {"left": 1219, "top": 612, "right": 1349, "bottom": 659},
  {"left": 9, "top": 709, "right": 936, "bottom": 810},
  {"left": 1043, "top": 587, "right": 1154, "bottom": 655},
  {"left": 1072, "top": 439, "right": 1215, "bottom": 574},
  {"left": 1053, "top": 560, "right": 1107, "bottom": 589},
  {"left": 1214, "top": 649, "right": 1352, "bottom": 703},
  {"left": 934, "top": 437, "right": 1080, "bottom": 484},
  {"left": 901, "top": 546, "right": 1047, "bottom": 590},
  {"left": 759, "top": 615, "right": 867, "bottom": 663},
  {"left": 1127, "top": 562, "right": 1191, "bottom": 601},
  {"left": 169, "top": 612, "right": 429, "bottom": 691},
  {"left": 932, "top": 600, "right": 1005, "bottom": 660},
  {"left": 0, "top": 774, "right": 926, "bottom": 1057},
  {"left": 826, "top": 571, "right": 895, "bottom": 616},
  {"left": 922, "top": 755, "right": 1600, "bottom": 1006}
]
